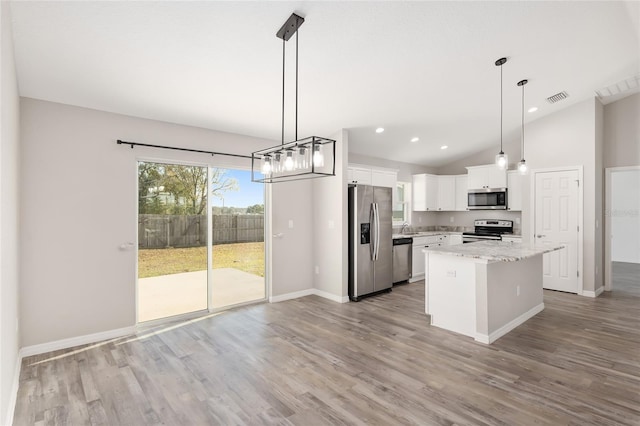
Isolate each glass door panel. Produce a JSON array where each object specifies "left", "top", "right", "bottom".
[
  {"left": 137, "top": 161, "right": 208, "bottom": 322},
  {"left": 210, "top": 168, "right": 265, "bottom": 308}
]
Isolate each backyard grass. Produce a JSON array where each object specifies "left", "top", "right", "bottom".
[{"left": 138, "top": 242, "right": 264, "bottom": 278}]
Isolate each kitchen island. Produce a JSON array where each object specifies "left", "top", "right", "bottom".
[{"left": 423, "top": 241, "right": 563, "bottom": 344}]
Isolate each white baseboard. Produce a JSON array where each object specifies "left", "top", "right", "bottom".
[
  {"left": 269, "top": 289, "right": 315, "bottom": 303},
  {"left": 5, "top": 353, "right": 22, "bottom": 426},
  {"left": 582, "top": 286, "right": 604, "bottom": 298},
  {"left": 475, "top": 303, "right": 545, "bottom": 344},
  {"left": 313, "top": 289, "right": 349, "bottom": 304},
  {"left": 20, "top": 326, "right": 136, "bottom": 358},
  {"left": 269, "top": 288, "right": 349, "bottom": 304}
]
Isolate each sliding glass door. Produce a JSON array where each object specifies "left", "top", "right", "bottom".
[
  {"left": 210, "top": 168, "right": 265, "bottom": 308},
  {"left": 137, "top": 162, "right": 265, "bottom": 322},
  {"left": 137, "top": 161, "right": 209, "bottom": 322}
]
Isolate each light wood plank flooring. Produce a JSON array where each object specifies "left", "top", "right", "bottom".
[{"left": 14, "top": 277, "right": 640, "bottom": 425}]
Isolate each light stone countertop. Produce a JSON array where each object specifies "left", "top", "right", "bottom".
[
  {"left": 422, "top": 240, "right": 564, "bottom": 262},
  {"left": 392, "top": 231, "right": 463, "bottom": 239}
]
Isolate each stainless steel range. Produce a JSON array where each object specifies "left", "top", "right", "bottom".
[{"left": 462, "top": 219, "right": 514, "bottom": 244}]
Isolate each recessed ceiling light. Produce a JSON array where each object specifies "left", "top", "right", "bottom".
[
  {"left": 411, "top": 137, "right": 419, "bottom": 143},
  {"left": 440, "top": 145, "right": 448, "bottom": 150},
  {"left": 528, "top": 107, "right": 538, "bottom": 113},
  {"left": 375, "top": 127, "right": 384, "bottom": 133}
]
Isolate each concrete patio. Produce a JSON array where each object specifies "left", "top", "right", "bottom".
[{"left": 138, "top": 268, "right": 265, "bottom": 322}]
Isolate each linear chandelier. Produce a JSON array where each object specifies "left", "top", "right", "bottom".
[{"left": 251, "top": 13, "right": 336, "bottom": 183}]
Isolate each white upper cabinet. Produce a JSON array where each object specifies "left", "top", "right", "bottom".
[
  {"left": 371, "top": 170, "right": 397, "bottom": 188},
  {"left": 412, "top": 173, "right": 438, "bottom": 211},
  {"left": 437, "top": 176, "right": 456, "bottom": 211},
  {"left": 347, "top": 164, "right": 398, "bottom": 188},
  {"left": 413, "top": 174, "right": 465, "bottom": 212},
  {"left": 347, "top": 166, "right": 372, "bottom": 185},
  {"left": 455, "top": 175, "right": 468, "bottom": 211},
  {"left": 466, "top": 165, "right": 507, "bottom": 189},
  {"left": 507, "top": 171, "right": 524, "bottom": 211}
]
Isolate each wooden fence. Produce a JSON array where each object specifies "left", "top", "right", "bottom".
[{"left": 138, "top": 214, "right": 264, "bottom": 249}]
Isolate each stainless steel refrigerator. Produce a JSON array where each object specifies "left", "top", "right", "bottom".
[{"left": 348, "top": 185, "right": 393, "bottom": 301}]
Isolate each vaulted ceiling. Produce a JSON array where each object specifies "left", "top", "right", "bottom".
[{"left": 9, "top": 1, "right": 640, "bottom": 166}]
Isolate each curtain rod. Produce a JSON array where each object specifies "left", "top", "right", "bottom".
[{"left": 116, "top": 139, "right": 252, "bottom": 159}]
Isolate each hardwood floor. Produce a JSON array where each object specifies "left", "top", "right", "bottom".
[
  {"left": 612, "top": 261, "right": 640, "bottom": 296},
  {"left": 14, "top": 279, "right": 640, "bottom": 425}
]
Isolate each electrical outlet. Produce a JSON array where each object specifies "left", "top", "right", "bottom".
[
  {"left": 446, "top": 270, "right": 456, "bottom": 278},
  {"left": 516, "top": 285, "right": 521, "bottom": 296},
  {"left": 418, "top": 216, "right": 422, "bottom": 223},
  {"left": 515, "top": 217, "right": 521, "bottom": 224},
  {"left": 450, "top": 216, "right": 454, "bottom": 223},
  {"left": 328, "top": 220, "right": 335, "bottom": 229},
  {"left": 288, "top": 219, "right": 294, "bottom": 229},
  {"left": 315, "top": 266, "right": 320, "bottom": 274}
]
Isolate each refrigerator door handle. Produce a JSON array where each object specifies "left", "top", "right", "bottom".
[
  {"left": 369, "top": 203, "right": 375, "bottom": 261},
  {"left": 374, "top": 202, "right": 380, "bottom": 261}
]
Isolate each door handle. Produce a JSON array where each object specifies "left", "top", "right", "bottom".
[{"left": 536, "top": 234, "right": 546, "bottom": 238}]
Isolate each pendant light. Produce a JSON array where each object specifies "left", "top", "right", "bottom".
[
  {"left": 494, "top": 57, "right": 508, "bottom": 170},
  {"left": 251, "top": 13, "right": 336, "bottom": 183},
  {"left": 517, "top": 79, "right": 529, "bottom": 175}
]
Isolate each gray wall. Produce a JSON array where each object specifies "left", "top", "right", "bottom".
[
  {"left": 348, "top": 152, "right": 436, "bottom": 182},
  {"left": 0, "top": 2, "right": 21, "bottom": 424},
  {"left": 313, "top": 130, "right": 349, "bottom": 299},
  {"left": 604, "top": 93, "right": 640, "bottom": 168},
  {"left": 19, "top": 98, "right": 301, "bottom": 346},
  {"left": 270, "top": 180, "right": 314, "bottom": 297},
  {"left": 520, "top": 98, "right": 603, "bottom": 293},
  {"left": 435, "top": 139, "right": 521, "bottom": 175}
]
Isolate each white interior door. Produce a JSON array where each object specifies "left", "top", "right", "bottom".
[{"left": 534, "top": 170, "right": 579, "bottom": 293}]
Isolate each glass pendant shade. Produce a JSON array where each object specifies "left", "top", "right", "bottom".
[
  {"left": 518, "top": 159, "right": 528, "bottom": 175},
  {"left": 261, "top": 155, "right": 272, "bottom": 175},
  {"left": 284, "top": 149, "right": 295, "bottom": 171},
  {"left": 495, "top": 152, "right": 508, "bottom": 170},
  {"left": 297, "top": 146, "right": 309, "bottom": 169},
  {"left": 273, "top": 152, "right": 282, "bottom": 173},
  {"left": 313, "top": 144, "right": 324, "bottom": 167}
]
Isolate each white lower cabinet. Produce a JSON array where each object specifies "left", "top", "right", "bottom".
[{"left": 410, "top": 235, "right": 441, "bottom": 282}]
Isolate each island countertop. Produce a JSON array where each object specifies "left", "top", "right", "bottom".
[{"left": 423, "top": 240, "right": 564, "bottom": 263}]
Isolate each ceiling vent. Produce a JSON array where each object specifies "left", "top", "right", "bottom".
[{"left": 546, "top": 91, "right": 569, "bottom": 104}]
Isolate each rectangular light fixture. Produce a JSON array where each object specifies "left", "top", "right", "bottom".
[{"left": 251, "top": 136, "right": 336, "bottom": 183}]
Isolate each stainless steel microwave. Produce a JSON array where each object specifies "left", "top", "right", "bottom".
[{"left": 467, "top": 188, "right": 508, "bottom": 210}]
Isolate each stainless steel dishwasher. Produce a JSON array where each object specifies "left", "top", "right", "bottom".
[{"left": 392, "top": 237, "right": 413, "bottom": 284}]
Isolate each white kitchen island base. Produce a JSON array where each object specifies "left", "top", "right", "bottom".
[{"left": 424, "top": 241, "right": 562, "bottom": 344}]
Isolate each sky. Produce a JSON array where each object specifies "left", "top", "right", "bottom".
[{"left": 211, "top": 168, "right": 264, "bottom": 208}]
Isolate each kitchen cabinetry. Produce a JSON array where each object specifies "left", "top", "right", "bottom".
[
  {"left": 437, "top": 176, "right": 456, "bottom": 211},
  {"left": 347, "top": 164, "right": 397, "bottom": 188},
  {"left": 410, "top": 235, "right": 441, "bottom": 282},
  {"left": 466, "top": 165, "right": 507, "bottom": 190},
  {"left": 412, "top": 174, "right": 438, "bottom": 211},
  {"left": 507, "top": 171, "right": 523, "bottom": 211},
  {"left": 347, "top": 166, "right": 371, "bottom": 185},
  {"left": 455, "top": 175, "right": 468, "bottom": 211},
  {"left": 371, "top": 170, "right": 397, "bottom": 188}
]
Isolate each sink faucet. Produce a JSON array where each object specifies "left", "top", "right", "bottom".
[{"left": 401, "top": 222, "right": 410, "bottom": 234}]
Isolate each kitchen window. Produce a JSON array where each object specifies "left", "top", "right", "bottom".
[{"left": 393, "top": 181, "right": 411, "bottom": 225}]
